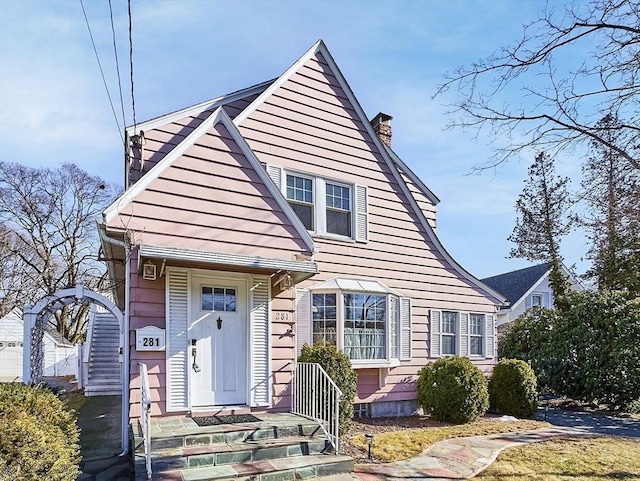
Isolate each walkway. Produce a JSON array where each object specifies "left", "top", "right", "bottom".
[{"left": 354, "top": 426, "right": 590, "bottom": 480}]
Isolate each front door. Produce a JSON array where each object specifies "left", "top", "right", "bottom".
[{"left": 190, "top": 276, "right": 247, "bottom": 408}]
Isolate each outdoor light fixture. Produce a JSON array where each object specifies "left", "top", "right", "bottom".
[
  {"left": 365, "top": 433, "right": 374, "bottom": 459},
  {"left": 142, "top": 260, "right": 157, "bottom": 281}
]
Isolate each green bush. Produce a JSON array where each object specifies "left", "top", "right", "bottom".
[
  {"left": 547, "top": 291, "right": 640, "bottom": 411},
  {"left": 489, "top": 359, "right": 538, "bottom": 418},
  {"left": 0, "top": 383, "right": 80, "bottom": 481},
  {"left": 498, "top": 307, "right": 558, "bottom": 391},
  {"left": 417, "top": 356, "right": 489, "bottom": 424},
  {"left": 298, "top": 343, "right": 357, "bottom": 434},
  {"left": 499, "top": 291, "right": 640, "bottom": 412}
]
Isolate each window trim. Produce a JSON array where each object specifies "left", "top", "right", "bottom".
[
  {"left": 262, "top": 163, "right": 369, "bottom": 243},
  {"left": 312, "top": 289, "right": 397, "bottom": 367},
  {"left": 307, "top": 280, "right": 410, "bottom": 368},
  {"left": 430, "top": 310, "right": 494, "bottom": 360}
]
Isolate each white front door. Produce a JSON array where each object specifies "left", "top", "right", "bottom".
[{"left": 190, "top": 276, "right": 247, "bottom": 408}]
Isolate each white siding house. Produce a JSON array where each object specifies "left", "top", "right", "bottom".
[{"left": 0, "top": 308, "right": 77, "bottom": 380}]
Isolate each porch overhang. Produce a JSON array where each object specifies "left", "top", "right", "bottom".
[{"left": 138, "top": 244, "right": 318, "bottom": 285}]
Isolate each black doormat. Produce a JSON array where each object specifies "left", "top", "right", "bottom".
[{"left": 192, "top": 414, "right": 262, "bottom": 427}]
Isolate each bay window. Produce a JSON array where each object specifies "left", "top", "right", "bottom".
[{"left": 300, "top": 278, "right": 411, "bottom": 366}]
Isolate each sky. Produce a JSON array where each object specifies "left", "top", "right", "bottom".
[{"left": 0, "top": 0, "right": 590, "bottom": 280}]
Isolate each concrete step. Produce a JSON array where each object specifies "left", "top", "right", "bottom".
[
  {"left": 136, "top": 436, "right": 332, "bottom": 474},
  {"left": 145, "top": 454, "right": 353, "bottom": 481},
  {"left": 84, "top": 387, "right": 122, "bottom": 397}
]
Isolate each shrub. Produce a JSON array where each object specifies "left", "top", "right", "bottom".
[
  {"left": 489, "top": 359, "right": 538, "bottom": 418},
  {"left": 0, "top": 383, "right": 80, "bottom": 481},
  {"left": 417, "top": 356, "right": 489, "bottom": 423},
  {"left": 547, "top": 290, "right": 640, "bottom": 411},
  {"left": 498, "top": 307, "right": 558, "bottom": 391},
  {"left": 298, "top": 343, "right": 357, "bottom": 434}
]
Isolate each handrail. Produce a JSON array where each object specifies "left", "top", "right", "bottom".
[
  {"left": 139, "top": 362, "right": 152, "bottom": 479},
  {"left": 82, "top": 308, "right": 96, "bottom": 364},
  {"left": 292, "top": 362, "right": 342, "bottom": 453}
]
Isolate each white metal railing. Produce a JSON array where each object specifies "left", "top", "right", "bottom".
[
  {"left": 292, "top": 362, "right": 342, "bottom": 454},
  {"left": 139, "top": 362, "right": 152, "bottom": 479}
]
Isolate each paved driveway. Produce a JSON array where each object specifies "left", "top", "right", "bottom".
[{"left": 535, "top": 407, "right": 640, "bottom": 438}]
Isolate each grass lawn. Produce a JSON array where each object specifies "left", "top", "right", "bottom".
[
  {"left": 347, "top": 419, "right": 640, "bottom": 480},
  {"left": 348, "top": 419, "right": 548, "bottom": 462},
  {"left": 477, "top": 436, "right": 640, "bottom": 480}
]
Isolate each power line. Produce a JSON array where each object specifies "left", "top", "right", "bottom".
[
  {"left": 108, "top": 0, "right": 127, "bottom": 134},
  {"left": 79, "top": 0, "right": 123, "bottom": 144},
  {"left": 128, "top": 0, "right": 137, "bottom": 133}
]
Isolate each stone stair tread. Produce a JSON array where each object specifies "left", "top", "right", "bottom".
[
  {"left": 143, "top": 435, "right": 329, "bottom": 458},
  {"left": 157, "top": 454, "right": 353, "bottom": 481}
]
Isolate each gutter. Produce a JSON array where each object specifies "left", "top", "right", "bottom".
[{"left": 98, "top": 224, "right": 131, "bottom": 455}]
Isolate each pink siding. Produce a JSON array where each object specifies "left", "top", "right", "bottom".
[
  {"left": 127, "top": 255, "right": 167, "bottom": 418},
  {"left": 128, "top": 94, "right": 262, "bottom": 186},
  {"left": 108, "top": 122, "right": 309, "bottom": 260},
  {"left": 237, "top": 51, "right": 498, "bottom": 405}
]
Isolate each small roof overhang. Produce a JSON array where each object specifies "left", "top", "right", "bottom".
[
  {"left": 309, "top": 277, "right": 402, "bottom": 296},
  {"left": 138, "top": 244, "right": 318, "bottom": 286}
]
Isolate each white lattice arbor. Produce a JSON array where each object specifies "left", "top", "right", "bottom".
[{"left": 22, "top": 281, "right": 123, "bottom": 384}]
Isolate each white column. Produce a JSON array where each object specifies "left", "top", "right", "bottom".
[{"left": 22, "top": 306, "right": 35, "bottom": 383}]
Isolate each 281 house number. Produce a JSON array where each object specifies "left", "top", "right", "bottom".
[
  {"left": 274, "top": 311, "right": 290, "bottom": 321},
  {"left": 136, "top": 327, "right": 166, "bottom": 351}
]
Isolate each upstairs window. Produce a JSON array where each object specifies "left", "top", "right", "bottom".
[
  {"left": 286, "top": 174, "right": 314, "bottom": 231},
  {"left": 266, "top": 165, "right": 368, "bottom": 242},
  {"left": 326, "top": 183, "right": 351, "bottom": 237}
]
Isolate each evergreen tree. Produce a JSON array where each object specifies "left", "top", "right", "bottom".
[
  {"left": 508, "top": 152, "right": 573, "bottom": 311},
  {"left": 581, "top": 114, "right": 640, "bottom": 298}
]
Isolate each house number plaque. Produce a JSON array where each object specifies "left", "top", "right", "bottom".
[{"left": 136, "top": 326, "right": 166, "bottom": 351}]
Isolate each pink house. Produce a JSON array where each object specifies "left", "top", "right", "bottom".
[{"left": 99, "top": 40, "right": 505, "bottom": 424}]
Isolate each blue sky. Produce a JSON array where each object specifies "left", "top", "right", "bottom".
[{"left": 0, "top": 0, "right": 589, "bottom": 279}]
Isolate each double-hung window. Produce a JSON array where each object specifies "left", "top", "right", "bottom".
[
  {"left": 326, "top": 183, "right": 351, "bottom": 237},
  {"left": 430, "top": 310, "right": 495, "bottom": 359},
  {"left": 298, "top": 278, "right": 411, "bottom": 367},
  {"left": 441, "top": 311, "right": 457, "bottom": 355},
  {"left": 469, "top": 313, "right": 484, "bottom": 356},
  {"left": 267, "top": 165, "right": 368, "bottom": 242},
  {"left": 286, "top": 174, "right": 314, "bottom": 231}
]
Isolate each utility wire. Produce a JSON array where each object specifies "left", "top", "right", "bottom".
[
  {"left": 79, "top": 0, "right": 123, "bottom": 143},
  {"left": 128, "top": 0, "right": 137, "bottom": 133},
  {"left": 108, "top": 0, "right": 127, "bottom": 137}
]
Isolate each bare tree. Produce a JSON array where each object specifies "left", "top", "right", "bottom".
[
  {"left": 436, "top": 0, "right": 640, "bottom": 171},
  {"left": 508, "top": 152, "right": 574, "bottom": 311},
  {"left": 581, "top": 114, "right": 640, "bottom": 296},
  {"left": 0, "top": 162, "right": 117, "bottom": 343}
]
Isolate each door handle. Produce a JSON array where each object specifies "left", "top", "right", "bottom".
[{"left": 191, "top": 340, "right": 201, "bottom": 373}]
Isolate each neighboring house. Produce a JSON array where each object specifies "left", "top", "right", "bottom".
[
  {"left": 98, "top": 40, "right": 505, "bottom": 421},
  {"left": 0, "top": 308, "right": 77, "bottom": 380},
  {"left": 481, "top": 262, "right": 583, "bottom": 332}
]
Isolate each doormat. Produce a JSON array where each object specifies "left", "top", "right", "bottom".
[{"left": 191, "top": 414, "right": 262, "bottom": 427}]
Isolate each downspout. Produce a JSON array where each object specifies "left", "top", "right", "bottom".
[
  {"left": 99, "top": 227, "right": 131, "bottom": 455},
  {"left": 120, "top": 242, "right": 131, "bottom": 456}
]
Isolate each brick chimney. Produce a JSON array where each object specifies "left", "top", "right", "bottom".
[{"left": 370, "top": 112, "right": 393, "bottom": 148}]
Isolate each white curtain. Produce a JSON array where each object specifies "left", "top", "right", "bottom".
[{"left": 344, "top": 327, "right": 384, "bottom": 359}]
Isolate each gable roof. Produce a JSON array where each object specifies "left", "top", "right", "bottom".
[
  {"left": 481, "top": 263, "right": 552, "bottom": 307},
  {"left": 124, "top": 79, "right": 275, "bottom": 137},
  {"left": 233, "top": 40, "right": 505, "bottom": 305},
  {"left": 103, "top": 107, "right": 315, "bottom": 255}
]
